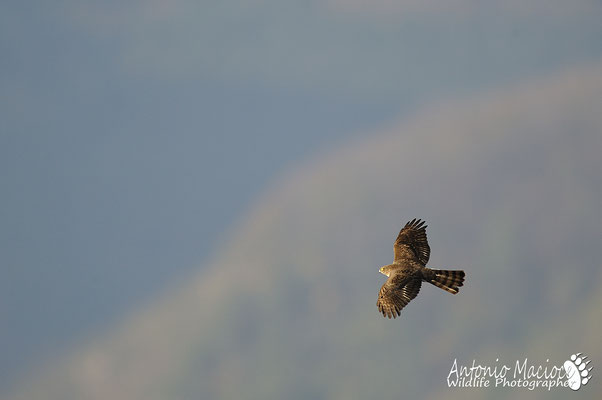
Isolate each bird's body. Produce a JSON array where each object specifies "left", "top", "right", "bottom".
[{"left": 377, "top": 219, "right": 465, "bottom": 319}]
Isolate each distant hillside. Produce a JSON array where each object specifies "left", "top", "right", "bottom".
[{"left": 6, "top": 62, "right": 602, "bottom": 400}]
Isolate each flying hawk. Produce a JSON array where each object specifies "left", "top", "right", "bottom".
[{"left": 377, "top": 219, "right": 465, "bottom": 319}]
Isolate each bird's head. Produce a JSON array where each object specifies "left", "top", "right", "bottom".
[{"left": 379, "top": 265, "right": 391, "bottom": 277}]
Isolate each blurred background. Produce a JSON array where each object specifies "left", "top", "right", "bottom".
[{"left": 1, "top": 1, "right": 601, "bottom": 399}]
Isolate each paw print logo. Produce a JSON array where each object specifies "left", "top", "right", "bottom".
[{"left": 564, "top": 353, "right": 593, "bottom": 391}]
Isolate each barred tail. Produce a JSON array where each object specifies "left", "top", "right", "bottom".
[{"left": 427, "top": 269, "right": 465, "bottom": 294}]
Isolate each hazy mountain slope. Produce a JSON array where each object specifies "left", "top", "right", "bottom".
[{"left": 6, "top": 63, "right": 602, "bottom": 400}]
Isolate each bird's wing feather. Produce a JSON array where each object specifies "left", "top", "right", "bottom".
[
  {"left": 377, "top": 274, "right": 422, "bottom": 319},
  {"left": 393, "top": 218, "right": 430, "bottom": 264}
]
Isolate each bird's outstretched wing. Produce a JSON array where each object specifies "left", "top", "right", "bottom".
[
  {"left": 377, "top": 275, "right": 422, "bottom": 319},
  {"left": 393, "top": 218, "right": 430, "bottom": 264}
]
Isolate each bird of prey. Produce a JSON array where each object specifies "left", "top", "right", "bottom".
[{"left": 377, "top": 219, "right": 465, "bottom": 319}]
